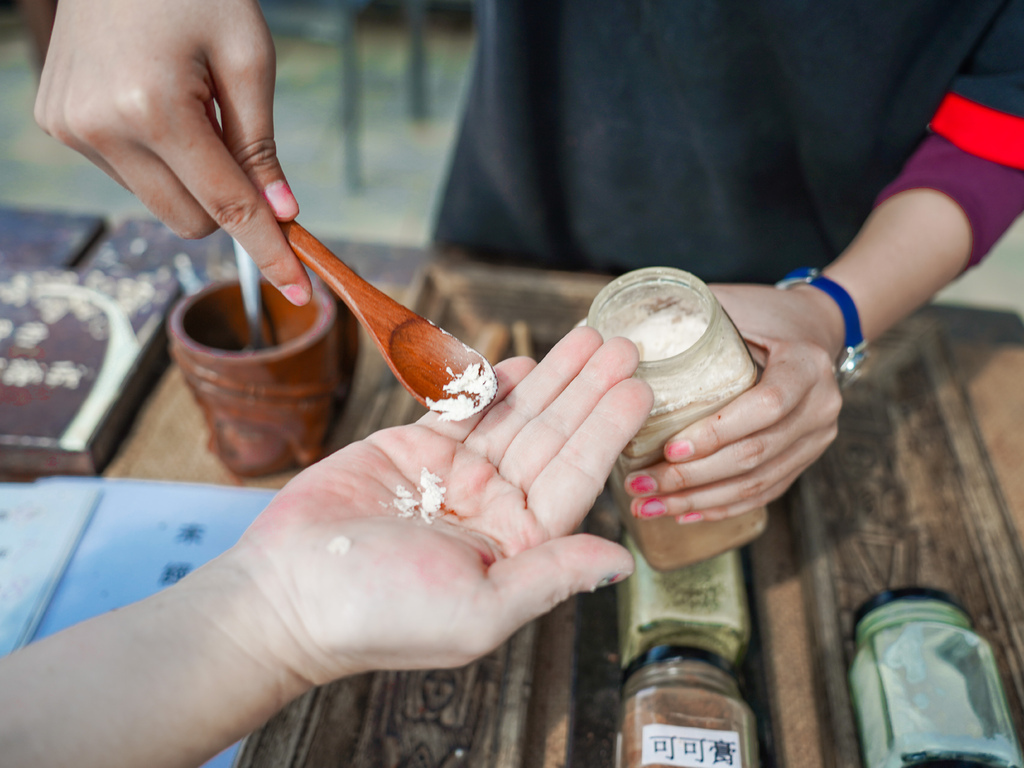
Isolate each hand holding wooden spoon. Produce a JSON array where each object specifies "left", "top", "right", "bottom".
[{"left": 281, "top": 221, "right": 497, "bottom": 420}]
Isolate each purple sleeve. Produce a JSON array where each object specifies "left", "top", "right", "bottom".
[{"left": 874, "top": 133, "right": 1024, "bottom": 269}]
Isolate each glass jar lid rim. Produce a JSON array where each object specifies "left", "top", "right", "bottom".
[
  {"left": 623, "top": 645, "right": 736, "bottom": 683},
  {"left": 853, "top": 586, "right": 969, "bottom": 630}
]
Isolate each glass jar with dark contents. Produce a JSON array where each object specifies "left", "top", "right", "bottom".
[{"left": 618, "top": 646, "right": 759, "bottom": 768}]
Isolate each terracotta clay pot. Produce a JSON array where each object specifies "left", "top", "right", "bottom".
[{"left": 168, "top": 278, "right": 356, "bottom": 477}]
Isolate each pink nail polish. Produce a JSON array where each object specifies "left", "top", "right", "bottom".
[
  {"left": 666, "top": 440, "right": 695, "bottom": 460},
  {"left": 638, "top": 499, "right": 666, "bottom": 518},
  {"left": 628, "top": 475, "right": 656, "bottom": 494},
  {"left": 677, "top": 512, "right": 704, "bottom": 524},
  {"left": 281, "top": 283, "right": 310, "bottom": 306},
  {"left": 263, "top": 180, "right": 299, "bottom": 220}
]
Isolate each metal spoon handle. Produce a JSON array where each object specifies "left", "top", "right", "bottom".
[{"left": 233, "top": 238, "right": 265, "bottom": 350}]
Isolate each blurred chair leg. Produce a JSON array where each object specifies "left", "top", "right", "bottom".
[
  {"left": 14, "top": 0, "right": 56, "bottom": 70},
  {"left": 405, "top": 0, "right": 428, "bottom": 121},
  {"left": 340, "top": 4, "right": 363, "bottom": 192}
]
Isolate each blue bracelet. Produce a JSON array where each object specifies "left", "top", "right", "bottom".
[{"left": 775, "top": 267, "right": 867, "bottom": 386}]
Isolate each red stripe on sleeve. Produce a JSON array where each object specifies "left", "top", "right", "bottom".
[{"left": 930, "top": 92, "right": 1024, "bottom": 170}]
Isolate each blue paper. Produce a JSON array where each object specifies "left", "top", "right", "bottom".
[
  {"left": 4, "top": 476, "right": 275, "bottom": 768},
  {"left": 0, "top": 482, "right": 100, "bottom": 655},
  {"left": 32, "top": 477, "right": 273, "bottom": 637}
]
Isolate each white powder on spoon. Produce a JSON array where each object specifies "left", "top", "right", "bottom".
[{"left": 426, "top": 358, "right": 498, "bottom": 422}]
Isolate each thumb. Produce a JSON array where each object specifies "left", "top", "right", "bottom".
[{"left": 486, "top": 534, "right": 634, "bottom": 632}]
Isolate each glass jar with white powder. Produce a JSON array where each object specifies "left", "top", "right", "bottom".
[{"left": 587, "top": 267, "right": 764, "bottom": 571}]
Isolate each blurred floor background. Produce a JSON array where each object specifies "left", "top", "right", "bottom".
[{"left": 0, "top": 2, "right": 1021, "bottom": 318}]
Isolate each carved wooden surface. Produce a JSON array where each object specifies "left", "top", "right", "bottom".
[
  {"left": 239, "top": 627, "right": 538, "bottom": 768},
  {"left": 789, "top": 307, "right": 1024, "bottom": 767}
]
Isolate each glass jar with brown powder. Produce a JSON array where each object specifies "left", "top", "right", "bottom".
[
  {"left": 587, "top": 267, "right": 764, "bottom": 571},
  {"left": 618, "top": 646, "right": 759, "bottom": 768}
]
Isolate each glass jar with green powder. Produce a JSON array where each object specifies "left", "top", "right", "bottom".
[{"left": 848, "top": 587, "right": 1023, "bottom": 768}]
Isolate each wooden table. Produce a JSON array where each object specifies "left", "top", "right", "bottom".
[
  {"left": 6, "top": 210, "right": 1024, "bottom": 768},
  {"left": 234, "top": 266, "right": 1024, "bottom": 768},
  {"left": 220, "top": 253, "right": 1024, "bottom": 768}
]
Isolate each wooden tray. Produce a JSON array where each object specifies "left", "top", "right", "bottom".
[
  {"left": 0, "top": 219, "right": 189, "bottom": 477},
  {"left": 0, "top": 205, "right": 104, "bottom": 269}
]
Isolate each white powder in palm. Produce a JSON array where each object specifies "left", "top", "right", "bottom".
[
  {"left": 391, "top": 468, "right": 447, "bottom": 523},
  {"left": 392, "top": 485, "right": 418, "bottom": 516},
  {"left": 326, "top": 535, "right": 351, "bottom": 555},
  {"left": 426, "top": 361, "right": 498, "bottom": 422}
]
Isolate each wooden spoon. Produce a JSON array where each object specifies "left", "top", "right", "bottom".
[{"left": 281, "top": 221, "right": 497, "bottom": 420}]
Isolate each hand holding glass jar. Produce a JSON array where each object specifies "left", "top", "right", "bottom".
[
  {"left": 587, "top": 269, "right": 844, "bottom": 562},
  {"left": 587, "top": 268, "right": 765, "bottom": 569}
]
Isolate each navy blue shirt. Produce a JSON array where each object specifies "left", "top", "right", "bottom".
[{"left": 434, "top": 1, "right": 1024, "bottom": 282}]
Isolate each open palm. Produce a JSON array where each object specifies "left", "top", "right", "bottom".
[{"left": 229, "top": 328, "right": 652, "bottom": 683}]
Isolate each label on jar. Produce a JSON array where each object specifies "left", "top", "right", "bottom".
[{"left": 641, "top": 723, "right": 741, "bottom": 766}]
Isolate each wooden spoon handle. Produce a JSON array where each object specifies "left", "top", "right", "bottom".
[{"left": 280, "top": 221, "right": 411, "bottom": 332}]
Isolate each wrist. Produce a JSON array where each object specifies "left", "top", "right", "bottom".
[
  {"left": 217, "top": 535, "right": 371, "bottom": 687},
  {"left": 776, "top": 268, "right": 868, "bottom": 386},
  {"left": 786, "top": 282, "right": 847, "bottom": 359},
  {"left": 178, "top": 555, "right": 318, "bottom": 704},
  {"left": 0, "top": 557, "right": 317, "bottom": 768}
]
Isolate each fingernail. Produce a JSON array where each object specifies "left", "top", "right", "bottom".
[
  {"left": 281, "top": 283, "right": 310, "bottom": 306},
  {"left": 263, "top": 180, "right": 299, "bottom": 220},
  {"left": 677, "top": 512, "right": 704, "bottom": 524},
  {"left": 666, "top": 440, "right": 695, "bottom": 461},
  {"left": 628, "top": 475, "right": 656, "bottom": 494},
  {"left": 638, "top": 498, "right": 666, "bottom": 519},
  {"left": 595, "top": 572, "right": 629, "bottom": 589}
]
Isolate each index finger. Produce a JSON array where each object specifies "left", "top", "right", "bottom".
[
  {"left": 153, "top": 105, "right": 311, "bottom": 302},
  {"left": 666, "top": 363, "right": 811, "bottom": 462}
]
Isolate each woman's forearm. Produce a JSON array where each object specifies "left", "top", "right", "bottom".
[
  {"left": 0, "top": 557, "right": 311, "bottom": 768},
  {"left": 824, "top": 188, "right": 972, "bottom": 342}
]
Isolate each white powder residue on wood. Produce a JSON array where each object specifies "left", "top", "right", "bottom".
[
  {"left": 426, "top": 360, "right": 498, "bottom": 422},
  {"left": 391, "top": 468, "right": 447, "bottom": 523},
  {"left": 621, "top": 306, "right": 708, "bottom": 361},
  {"left": 326, "top": 535, "right": 351, "bottom": 556}
]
